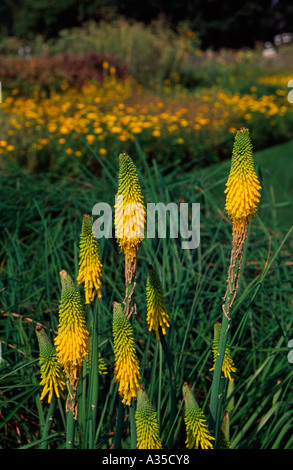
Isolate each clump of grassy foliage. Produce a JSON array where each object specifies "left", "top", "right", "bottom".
[{"left": 0, "top": 135, "right": 292, "bottom": 449}]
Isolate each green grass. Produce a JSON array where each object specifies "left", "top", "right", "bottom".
[{"left": 0, "top": 138, "right": 292, "bottom": 449}]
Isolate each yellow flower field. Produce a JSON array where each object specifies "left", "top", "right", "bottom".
[{"left": 0, "top": 72, "right": 292, "bottom": 171}]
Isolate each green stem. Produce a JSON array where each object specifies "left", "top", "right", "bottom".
[
  {"left": 79, "top": 361, "right": 87, "bottom": 447},
  {"left": 209, "top": 227, "right": 245, "bottom": 444},
  {"left": 159, "top": 331, "right": 176, "bottom": 449},
  {"left": 39, "top": 397, "right": 56, "bottom": 449},
  {"left": 157, "top": 342, "right": 163, "bottom": 430},
  {"left": 129, "top": 401, "right": 137, "bottom": 449},
  {"left": 66, "top": 404, "right": 75, "bottom": 449},
  {"left": 208, "top": 225, "right": 293, "bottom": 446},
  {"left": 113, "top": 396, "right": 125, "bottom": 449},
  {"left": 88, "top": 301, "right": 99, "bottom": 449},
  {"left": 57, "top": 397, "right": 66, "bottom": 429},
  {"left": 208, "top": 291, "right": 230, "bottom": 443},
  {"left": 65, "top": 378, "right": 77, "bottom": 449}
]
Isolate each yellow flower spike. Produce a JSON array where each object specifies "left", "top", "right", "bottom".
[
  {"left": 223, "top": 127, "right": 262, "bottom": 319},
  {"left": 182, "top": 383, "right": 215, "bottom": 450},
  {"left": 77, "top": 214, "right": 103, "bottom": 304},
  {"left": 146, "top": 266, "right": 170, "bottom": 340},
  {"left": 54, "top": 270, "right": 89, "bottom": 387},
  {"left": 210, "top": 322, "right": 237, "bottom": 381},
  {"left": 225, "top": 127, "right": 261, "bottom": 232},
  {"left": 112, "top": 302, "right": 140, "bottom": 406},
  {"left": 114, "top": 153, "right": 146, "bottom": 284},
  {"left": 136, "top": 385, "right": 163, "bottom": 449},
  {"left": 35, "top": 326, "right": 66, "bottom": 403}
]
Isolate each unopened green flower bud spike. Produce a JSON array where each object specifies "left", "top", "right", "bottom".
[
  {"left": 35, "top": 326, "right": 66, "bottom": 403},
  {"left": 146, "top": 266, "right": 170, "bottom": 340},
  {"left": 183, "top": 383, "right": 215, "bottom": 449},
  {"left": 112, "top": 301, "right": 141, "bottom": 405},
  {"left": 217, "top": 411, "right": 232, "bottom": 449},
  {"left": 77, "top": 214, "right": 103, "bottom": 304},
  {"left": 135, "top": 385, "right": 162, "bottom": 449}
]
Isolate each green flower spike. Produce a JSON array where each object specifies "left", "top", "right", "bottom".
[
  {"left": 210, "top": 322, "right": 237, "bottom": 381},
  {"left": 112, "top": 302, "right": 140, "bottom": 405},
  {"left": 182, "top": 383, "right": 215, "bottom": 449},
  {"left": 135, "top": 385, "right": 162, "bottom": 449},
  {"left": 77, "top": 214, "right": 103, "bottom": 304},
  {"left": 217, "top": 411, "right": 232, "bottom": 449},
  {"left": 146, "top": 266, "right": 170, "bottom": 340},
  {"left": 35, "top": 326, "right": 66, "bottom": 403}
]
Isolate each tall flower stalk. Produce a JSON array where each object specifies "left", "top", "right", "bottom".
[
  {"left": 209, "top": 127, "right": 261, "bottom": 444},
  {"left": 223, "top": 127, "right": 261, "bottom": 321},
  {"left": 114, "top": 153, "right": 145, "bottom": 316},
  {"left": 113, "top": 153, "right": 145, "bottom": 447}
]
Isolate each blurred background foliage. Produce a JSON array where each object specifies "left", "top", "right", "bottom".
[
  {"left": 0, "top": 0, "right": 293, "bottom": 49},
  {"left": 0, "top": 1, "right": 293, "bottom": 175}
]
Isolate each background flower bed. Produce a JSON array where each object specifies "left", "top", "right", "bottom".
[
  {"left": 1, "top": 19, "right": 293, "bottom": 174},
  {"left": 0, "top": 73, "right": 293, "bottom": 174}
]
